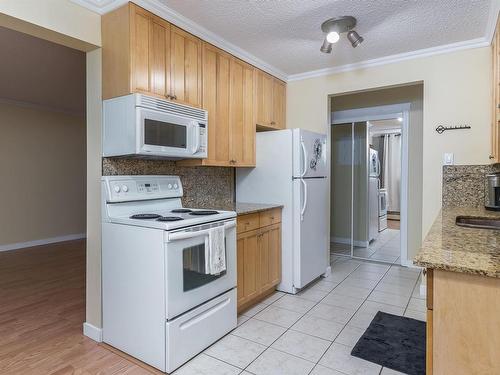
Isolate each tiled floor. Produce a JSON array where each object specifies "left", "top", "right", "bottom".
[
  {"left": 331, "top": 228, "right": 402, "bottom": 264},
  {"left": 174, "top": 257, "right": 424, "bottom": 375}
]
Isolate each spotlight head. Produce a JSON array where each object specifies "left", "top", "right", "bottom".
[
  {"left": 347, "top": 30, "right": 364, "bottom": 48},
  {"left": 320, "top": 38, "right": 332, "bottom": 54}
]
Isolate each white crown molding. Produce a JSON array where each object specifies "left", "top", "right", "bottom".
[
  {"left": 71, "top": 0, "right": 288, "bottom": 81},
  {"left": 72, "top": 0, "right": 496, "bottom": 83},
  {"left": 287, "top": 37, "right": 490, "bottom": 82}
]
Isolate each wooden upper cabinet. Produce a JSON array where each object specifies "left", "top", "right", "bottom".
[
  {"left": 230, "top": 59, "right": 256, "bottom": 167},
  {"left": 255, "top": 70, "right": 273, "bottom": 127},
  {"left": 102, "top": 3, "right": 201, "bottom": 107},
  {"left": 491, "top": 16, "right": 500, "bottom": 163},
  {"left": 170, "top": 26, "right": 202, "bottom": 108},
  {"left": 255, "top": 70, "right": 286, "bottom": 130},
  {"left": 272, "top": 79, "right": 286, "bottom": 129}
]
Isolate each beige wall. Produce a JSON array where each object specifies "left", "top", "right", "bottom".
[
  {"left": 0, "top": 0, "right": 100, "bottom": 50},
  {"left": 0, "top": 102, "right": 86, "bottom": 246},
  {"left": 287, "top": 47, "right": 492, "bottom": 249},
  {"left": 331, "top": 85, "right": 424, "bottom": 260}
]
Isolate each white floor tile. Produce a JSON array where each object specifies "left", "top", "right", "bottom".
[
  {"left": 404, "top": 309, "right": 426, "bottom": 322},
  {"left": 271, "top": 330, "right": 331, "bottom": 362},
  {"left": 296, "top": 287, "right": 330, "bottom": 302},
  {"left": 173, "top": 353, "right": 241, "bottom": 375},
  {"left": 242, "top": 302, "right": 268, "bottom": 317},
  {"left": 341, "top": 276, "right": 379, "bottom": 289},
  {"left": 205, "top": 334, "right": 266, "bottom": 369},
  {"left": 260, "top": 291, "right": 285, "bottom": 305},
  {"left": 232, "top": 318, "right": 286, "bottom": 346},
  {"left": 247, "top": 348, "right": 315, "bottom": 375},
  {"left": 291, "top": 314, "right": 344, "bottom": 341},
  {"left": 407, "top": 297, "right": 426, "bottom": 312},
  {"left": 367, "top": 290, "right": 410, "bottom": 308},
  {"left": 321, "top": 293, "right": 365, "bottom": 310},
  {"left": 381, "top": 275, "right": 417, "bottom": 287},
  {"left": 307, "top": 303, "right": 356, "bottom": 325},
  {"left": 237, "top": 315, "right": 250, "bottom": 326},
  {"left": 329, "top": 284, "right": 373, "bottom": 299},
  {"left": 349, "top": 301, "right": 404, "bottom": 330},
  {"left": 350, "top": 269, "right": 384, "bottom": 281},
  {"left": 374, "top": 282, "right": 413, "bottom": 297},
  {"left": 334, "top": 325, "right": 366, "bottom": 347},
  {"left": 271, "top": 295, "right": 316, "bottom": 313},
  {"left": 319, "top": 343, "right": 382, "bottom": 375},
  {"left": 369, "top": 253, "right": 399, "bottom": 263},
  {"left": 310, "top": 364, "right": 346, "bottom": 375},
  {"left": 254, "top": 306, "right": 303, "bottom": 328}
]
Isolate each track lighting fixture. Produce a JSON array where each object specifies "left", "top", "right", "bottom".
[{"left": 320, "top": 16, "right": 364, "bottom": 54}]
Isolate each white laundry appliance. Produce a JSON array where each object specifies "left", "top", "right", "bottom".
[
  {"left": 101, "top": 175, "right": 237, "bottom": 373},
  {"left": 236, "top": 129, "right": 329, "bottom": 294},
  {"left": 369, "top": 148, "right": 381, "bottom": 241}
]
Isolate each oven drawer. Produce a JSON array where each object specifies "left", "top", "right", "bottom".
[{"left": 166, "top": 288, "right": 237, "bottom": 373}]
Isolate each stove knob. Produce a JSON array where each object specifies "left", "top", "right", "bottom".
[
  {"left": 173, "top": 183, "right": 178, "bottom": 189},
  {"left": 168, "top": 184, "right": 173, "bottom": 189},
  {"left": 122, "top": 185, "right": 129, "bottom": 192},
  {"left": 113, "top": 185, "right": 121, "bottom": 193}
]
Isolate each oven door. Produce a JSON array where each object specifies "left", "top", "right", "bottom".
[
  {"left": 137, "top": 107, "right": 201, "bottom": 158},
  {"left": 164, "top": 219, "right": 236, "bottom": 319}
]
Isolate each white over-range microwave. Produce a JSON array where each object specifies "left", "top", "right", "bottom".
[{"left": 103, "top": 93, "right": 207, "bottom": 159}]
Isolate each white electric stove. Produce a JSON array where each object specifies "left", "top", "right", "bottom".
[{"left": 102, "top": 175, "right": 237, "bottom": 373}]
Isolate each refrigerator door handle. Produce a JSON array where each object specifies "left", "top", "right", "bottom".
[
  {"left": 300, "top": 178, "right": 308, "bottom": 221},
  {"left": 300, "top": 138, "right": 308, "bottom": 177}
]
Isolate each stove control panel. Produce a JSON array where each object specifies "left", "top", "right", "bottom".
[{"left": 103, "top": 175, "right": 183, "bottom": 202}]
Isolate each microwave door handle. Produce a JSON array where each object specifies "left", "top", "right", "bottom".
[
  {"left": 192, "top": 122, "right": 201, "bottom": 154},
  {"left": 168, "top": 220, "right": 236, "bottom": 241}
]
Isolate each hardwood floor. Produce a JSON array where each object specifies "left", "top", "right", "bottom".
[
  {"left": 0, "top": 240, "right": 153, "bottom": 375},
  {"left": 387, "top": 219, "right": 400, "bottom": 230}
]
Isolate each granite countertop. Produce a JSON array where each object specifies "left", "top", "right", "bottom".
[
  {"left": 211, "top": 202, "right": 283, "bottom": 216},
  {"left": 414, "top": 207, "right": 500, "bottom": 278}
]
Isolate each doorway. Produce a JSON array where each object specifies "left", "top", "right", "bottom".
[{"left": 329, "top": 104, "right": 410, "bottom": 265}]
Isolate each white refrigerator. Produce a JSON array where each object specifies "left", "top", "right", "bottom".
[{"left": 236, "top": 129, "right": 329, "bottom": 294}]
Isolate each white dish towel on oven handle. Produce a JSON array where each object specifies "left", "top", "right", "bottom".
[{"left": 205, "top": 225, "right": 226, "bottom": 275}]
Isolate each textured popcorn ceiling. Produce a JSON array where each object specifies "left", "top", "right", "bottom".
[{"left": 160, "top": 0, "right": 492, "bottom": 75}]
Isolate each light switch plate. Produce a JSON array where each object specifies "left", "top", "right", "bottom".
[{"left": 443, "top": 153, "right": 454, "bottom": 165}]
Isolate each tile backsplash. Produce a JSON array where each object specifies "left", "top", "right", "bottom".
[
  {"left": 442, "top": 164, "right": 500, "bottom": 207},
  {"left": 102, "top": 158, "right": 235, "bottom": 208}
]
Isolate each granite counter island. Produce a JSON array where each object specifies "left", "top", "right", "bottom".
[{"left": 414, "top": 207, "right": 500, "bottom": 375}]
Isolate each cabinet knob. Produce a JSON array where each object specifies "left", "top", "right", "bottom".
[
  {"left": 489, "top": 155, "right": 496, "bottom": 160},
  {"left": 172, "top": 94, "right": 178, "bottom": 100},
  {"left": 270, "top": 121, "right": 276, "bottom": 125}
]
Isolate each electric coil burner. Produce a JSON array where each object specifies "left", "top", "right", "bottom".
[
  {"left": 157, "top": 216, "right": 183, "bottom": 222},
  {"left": 190, "top": 210, "right": 219, "bottom": 216},
  {"left": 171, "top": 209, "right": 193, "bottom": 213},
  {"left": 130, "top": 213, "right": 162, "bottom": 219}
]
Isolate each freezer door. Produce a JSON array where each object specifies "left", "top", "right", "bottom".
[
  {"left": 293, "top": 129, "right": 327, "bottom": 178},
  {"left": 293, "top": 177, "right": 329, "bottom": 289}
]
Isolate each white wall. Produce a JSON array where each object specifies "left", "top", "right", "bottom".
[{"left": 287, "top": 47, "right": 492, "bottom": 243}]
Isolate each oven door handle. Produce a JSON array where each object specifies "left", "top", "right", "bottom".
[{"left": 167, "top": 220, "right": 236, "bottom": 241}]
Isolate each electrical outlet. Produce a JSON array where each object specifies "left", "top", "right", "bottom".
[{"left": 443, "top": 153, "right": 454, "bottom": 165}]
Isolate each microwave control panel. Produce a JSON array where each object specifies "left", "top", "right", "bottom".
[{"left": 199, "top": 123, "right": 207, "bottom": 153}]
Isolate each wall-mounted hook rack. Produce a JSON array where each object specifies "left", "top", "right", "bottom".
[{"left": 435, "top": 124, "right": 471, "bottom": 134}]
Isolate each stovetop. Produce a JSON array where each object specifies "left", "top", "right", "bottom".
[{"left": 108, "top": 207, "right": 236, "bottom": 231}]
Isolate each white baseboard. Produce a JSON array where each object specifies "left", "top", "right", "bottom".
[
  {"left": 83, "top": 322, "right": 103, "bottom": 342},
  {"left": 0, "top": 233, "right": 86, "bottom": 252}
]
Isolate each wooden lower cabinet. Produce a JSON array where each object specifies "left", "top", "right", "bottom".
[
  {"left": 426, "top": 269, "right": 500, "bottom": 374},
  {"left": 237, "top": 209, "right": 282, "bottom": 312}
]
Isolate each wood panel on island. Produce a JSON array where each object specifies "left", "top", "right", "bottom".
[
  {"left": 237, "top": 208, "right": 282, "bottom": 313},
  {"left": 102, "top": 2, "right": 287, "bottom": 168}
]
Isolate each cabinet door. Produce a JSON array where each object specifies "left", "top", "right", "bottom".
[
  {"left": 230, "top": 59, "right": 256, "bottom": 166},
  {"left": 237, "top": 230, "right": 260, "bottom": 305},
  {"left": 202, "top": 43, "right": 231, "bottom": 165},
  {"left": 149, "top": 15, "right": 171, "bottom": 97},
  {"left": 259, "top": 230, "right": 270, "bottom": 291},
  {"left": 492, "top": 24, "right": 500, "bottom": 162},
  {"left": 170, "top": 25, "right": 202, "bottom": 108},
  {"left": 130, "top": 4, "right": 151, "bottom": 93},
  {"left": 255, "top": 70, "right": 273, "bottom": 127},
  {"left": 272, "top": 79, "right": 286, "bottom": 129}
]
